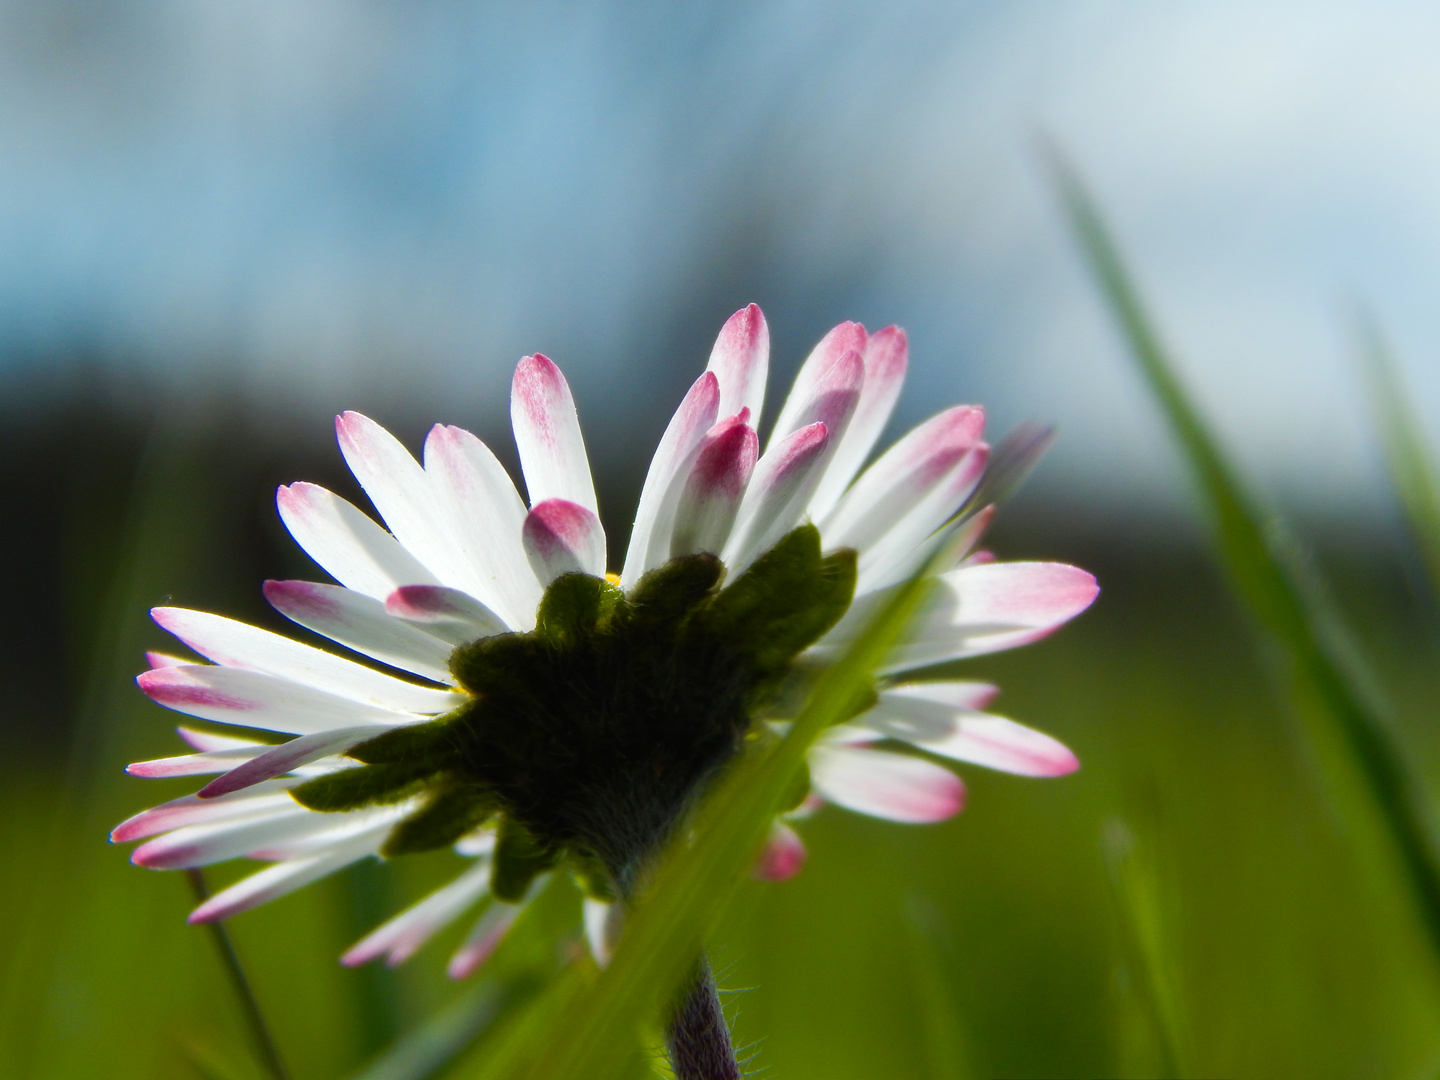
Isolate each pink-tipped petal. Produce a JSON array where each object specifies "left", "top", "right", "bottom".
[
  {"left": 705, "top": 305, "right": 770, "bottom": 426},
  {"left": 721, "top": 422, "right": 832, "bottom": 573},
  {"left": 146, "top": 651, "right": 192, "bottom": 669},
  {"left": 177, "top": 727, "right": 263, "bottom": 753},
  {"left": 111, "top": 782, "right": 300, "bottom": 843},
  {"left": 620, "top": 372, "right": 721, "bottom": 586},
  {"left": 855, "top": 445, "right": 989, "bottom": 596},
  {"left": 808, "top": 745, "right": 964, "bottom": 824},
  {"left": 768, "top": 322, "right": 867, "bottom": 450},
  {"left": 384, "top": 585, "right": 509, "bottom": 645},
  {"left": 668, "top": 416, "right": 759, "bottom": 559},
  {"left": 334, "top": 413, "right": 476, "bottom": 591},
  {"left": 343, "top": 861, "right": 492, "bottom": 967},
  {"left": 132, "top": 804, "right": 316, "bottom": 869},
  {"left": 196, "top": 725, "right": 379, "bottom": 799},
  {"left": 188, "top": 843, "right": 375, "bottom": 923},
  {"left": 423, "top": 425, "right": 541, "bottom": 628},
  {"left": 753, "top": 821, "right": 807, "bottom": 881},
  {"left": 510, "top": 355, "right": 597, "bottom": 513},
  {"left": 808, "top": 326, "right": 909, "bottom": 520},
  {"left": 878, "top": 561, "right": 1100, "bottom": 672},
  {"left": 821, "top": 405, "right": 985, "bottom": 554},
  {"left": 125, "top": 746, "right": 263, "bottom": 778},
  {"left": 151, "top": 607, "right": 461, "bottom": 716},
  {"left": 521, "top": 498, "right": 607, "bottom": 582},
  {"left": 447, "top": 901, "right": 522, "bottom": 980},
  {"left": 276, "top": 482, "right": 441, "bottom": 602},
  {"left": 924, "top": 715, "right": 1079, "bottom": 777},
  {"left": 264, "top": 580, "right": 453, "bottom": 683},
  {"left": 137, "top": 665, "right": 414, "bottom": 735}
]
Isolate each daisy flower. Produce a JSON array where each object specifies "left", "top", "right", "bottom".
[{"left": 112, "top": 304, "right": 1096, "bottom": 989}]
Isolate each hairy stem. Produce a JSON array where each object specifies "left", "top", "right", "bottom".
[
  {"left": 186, "top": 870, "right": 292, "bottom": 1080},
  {"left": 665, "top": 958, "right": 740, "bottom": 1080}
]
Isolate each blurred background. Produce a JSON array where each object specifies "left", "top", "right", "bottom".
[{"left": 4, "top": 2, "right": 1440, "bottom": 1078}]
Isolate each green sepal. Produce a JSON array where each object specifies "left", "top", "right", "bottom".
[
  {"left": 381, "top": 782, "right": 497, "bottom": 857},
  {"left": 703, "top": 525, "right": 857, "bottom": 676},
  {"left": 534, "top": 573, "right": 624, "bottom": 647},
  {"left": 565, "top": 849, "right": 618, "bottom": 902},
  {"left": 348, "top": 711, "right": 467, "bottom": 766},
  {"left": 291, "top": 759, "right": 437, "bottom": 813},
  {"left": 622, "top": 553, "right": 723, "bottom": 631},
  {"left": 491, "top": 816, "right": 558, "bottom": 902}
]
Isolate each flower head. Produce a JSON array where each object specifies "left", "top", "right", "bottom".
[{"left": 113, "top": 305, "right": 1097, "bottom": 976}]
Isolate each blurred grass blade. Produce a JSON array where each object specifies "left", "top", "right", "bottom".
[
  {"left": 1049, "top": 150, "right": 1440, "bottom": 958},
  {"left": 1355, "top": 313, "right": 1440, "bottom": 599},
  {"left": 903, "top": 897, "right": 970, "bottom": 1080},
  {"left": 510, "top": 532, "right": 947, "bottom": 1079},
  {"left": 1102, "top": 819, "right": 1192, "bottom": 1079},
  {"left": 187, "top": 870, "right": 292, "bottom": 1080},
  {"left": 348, "top": 974, "right": 539, "bottom": 1080}
]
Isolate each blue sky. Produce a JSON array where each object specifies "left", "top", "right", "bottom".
[{"left": 2, "top": 1, "right": 1437, "bottom": 512}]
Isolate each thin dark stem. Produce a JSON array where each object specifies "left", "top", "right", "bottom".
[
  {"left": 186, "top": 870, "right": 292, "bottom": 1080},
  {"left": 665, "top": 957, "right": 741, "bottom": 1080}
]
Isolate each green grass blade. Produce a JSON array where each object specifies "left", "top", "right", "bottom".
[
  {"left": 1354, "top": 313, "right": 1440, "bottom": 600},
  {"left": 1048, "top": 150, "right": 1440, "bottom": 960},
  {"left": 903, "top": 897, "right": 970, "bottom": 1080},
  {"left": 1102, "top": 819, "right": 1192, "bottom": 1079},
  {"left": 348, "top": 975, "right": 541, "bottom": 1080},
  {"left": 508, "top": 535, "right": 948, "bottom": 1079}
]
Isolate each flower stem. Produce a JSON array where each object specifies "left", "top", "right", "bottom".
[
  {"left": 186, "top": 869, "right": 292, "bottom": 1080},
  {"left": 665, "top": 957, "right": 741, "bottom": 1080}
]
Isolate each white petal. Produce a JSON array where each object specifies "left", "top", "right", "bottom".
[
  {"left": 767, "top": 321, "right": 866, "bottom": 451},
  {"left": 132, "top": 804, "right": 318, "bottom": 869},
  {"left": 178, "top": 727, "right": 263, "bottom": 752},
  {"left": 521, "top": 499, "right": 607, "bottom": 582},
  {"left": 423, "top": 425, "right": 542, "bottom": 628},
  {"left": 385, "top": 585, "right": 509, "bottom": 645},
  {"left": 277, "top": 482, "right": 440, "bottom": 600},
  {"left": 248, "top": 801, "right": 418, "bottom": 860},
  {"left": 854, "top": 447, "right": 989, "bottom": 596},
  {"left": 511, "top": 355, "right": 597, "bottom": 513},
  {"left": 583, "top": 897, "right": 625, "bottom": 968},
  {"left": 112, "top": 782, "right": 302, "bottom": 843},
  {"left": 704, "top": 305, "right": 769, "bottom": 427},
  {"left": 344, "top": 860, "right": 493, "bottom": 967},
  {"left": 881, "top": 680, "right": 1000, "bottom": 711},
  {"left": 136, "top": 665, "right": 419, "bottom": 735},
  {"left": 152, "top": 607, "right": 462, "bottom": 715},
  {"left": 196, "top": 725, "right": 380, "bottom": 798},
  {"left": 127, "top": 746, "right": 263, "bottom": 778},
  {"left": 807, "top": 326, "right": 909, "bottom": 521},
  {"left": 808, "top": 745, "right": 963, "bottom": 823},
  {"left": 448, "top": 899, "right": 524, "bottom": 979},
  {"left": 721, "top": 422, "right": 831, "bottom": 573},
  {"left": 264, "top": 580, "right": 455, "bottom": 684},
  {"left": 336, "top": 412, "right": 481, "bottom": 594},
  {"left": 620, "top": 372, "right": 721, "bottom": 587},
  {"left": 188, "top": 837, "right": 381, "bottom": 923},
  {"left": 821, "top": 405, "right": 985, "bottom": 555},
  {"left": 880, "top": 561, "right": 1099, "bottom": 672},
  {"left": 668, "top": 416, "right": 759, "bottom": 559}
]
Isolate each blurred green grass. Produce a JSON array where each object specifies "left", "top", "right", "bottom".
[{"left": 4, "top": 401, "right": 1440, "bottom": 1078}]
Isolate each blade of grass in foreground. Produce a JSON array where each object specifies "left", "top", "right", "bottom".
[
  {"left": 509, "top": 538, "right": 947, "bottom": 1079},
  {"left": 903, "top": 897, "right": 970, "bottom": 1080},
  {"left": 1354, "top": 313, "right": 1440, "bottom": 601},
  {"left": 1050, "top": 151, "right": 1440, "bottom": 961},
  {"left": 1102, "top": 819, "right": 1193, "bottom": 1079}
]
